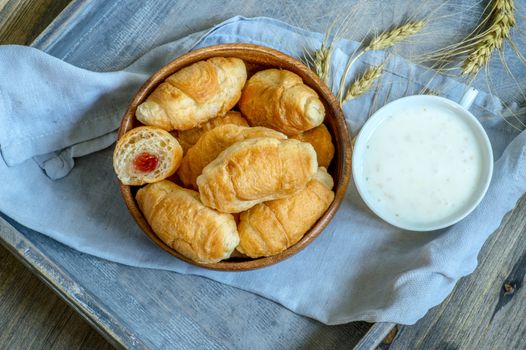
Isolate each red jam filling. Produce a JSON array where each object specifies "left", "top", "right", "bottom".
[{"left": 133, "top": 152, "right": 159, "bottom": 173}]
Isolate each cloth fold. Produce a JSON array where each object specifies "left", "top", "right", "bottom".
[
  {"left": 0, "top": 16, "right": 524, "bottom": 325},
  {"left": 0, "top": 47, "right": 143, "bottom": 166}
]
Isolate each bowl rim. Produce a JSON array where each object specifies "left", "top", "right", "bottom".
[
  {"left": 352, "top": 94, "right": 494, "bottom": 231},
  {"left": 117, "top": 43, "right": 352, "bottom": 270}
]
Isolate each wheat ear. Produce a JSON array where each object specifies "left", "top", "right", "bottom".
[
  {"left": 337, "top": 21, "right": 425, "bottom": 102},
  {"left": 313, "top": 44, "right": 331, "bottom": 84},
  {"left": 462, "top": 0, "right": 516, "bottom": 76},
  {"left": 367, "top": 21, "right": 425, "bottom": 51},
  {"left": 342, "top": 63, "right": 385, "bottom": 103}
]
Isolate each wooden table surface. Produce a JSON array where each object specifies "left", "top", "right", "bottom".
[{"left": 0, "top": 1, "right": 524, "bottom": 349}]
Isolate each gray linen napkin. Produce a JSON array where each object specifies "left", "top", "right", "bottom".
[{"left": 0, "top": 17, "right": 524, "bottom": 325}]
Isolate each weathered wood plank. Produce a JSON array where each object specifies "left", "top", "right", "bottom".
[
  {"left": 387, "top": 194, "right": 526, "bottom": 349},
  {"left": 0, "top": 0, "right": 72, "bottom": 44},
  {"left": 0, "top": 243, "right": 113, "bottom": 350}
]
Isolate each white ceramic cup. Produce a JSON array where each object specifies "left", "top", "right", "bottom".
[{"left": 352, "top": 89, "right": 493, "bottom": 231}]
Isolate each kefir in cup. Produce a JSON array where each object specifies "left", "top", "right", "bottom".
[{"left": 352, "top": 94, "right": 493, "bottom": 231}]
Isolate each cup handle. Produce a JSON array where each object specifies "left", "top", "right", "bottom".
[{"left": 459, "top": 87, "right": 479, "bottom": 110}]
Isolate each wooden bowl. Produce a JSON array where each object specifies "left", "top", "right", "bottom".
[{"left": 117, "top": 43, "right": 351, "bottom": 271}]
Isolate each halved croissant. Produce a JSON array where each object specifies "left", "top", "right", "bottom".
[
  {"left": 174, "top": 111, "right": 249, "bottom": 152},
  {"left": 178, "top": 124, "right": 287, "bottom": 189},
  {"left": 239, "top": 69, "right": 325, "bottom": 135},
  {"left": 237, "top": 167, "right": 334, "bottom": 258},
  {"left": 136, "top": 57, "right": 247, "bottom": 131},
  {"left": 292, "top": 124, "right": 335, "bottom": 168},
  {"left": 136, "top": 180, "right": 239, "bottom": 264},
  {"left": 113, "top": 126, "right": 183, "bottom": 186},
  {"left": 197, "top": 137, "right": 318, "bottom": 213}
]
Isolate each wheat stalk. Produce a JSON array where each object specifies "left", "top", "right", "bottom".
[
  {"left": 337, "top": 21, "right": 425, "bottom": 102},
  {"left": 462, "top": 0, "right": 516, "bottom": 76},
  {"left": 342, "top": 63, "right": 385, "bottom": 103}
]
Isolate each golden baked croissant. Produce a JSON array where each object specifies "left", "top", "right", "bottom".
[
  {"left": 197, "top": 137, "right": 318, "bottom": 213},
  {"left": 178, "top": 124, "right": 287, "bottom": 189},
  {"left": 237, "top": 167, "right": 334, "bottom": 258},
  {"left": 292, "top": 124, "right": 335, "bottom": 168},
  {"left": 136, "top": 180, "right": 239, "bottom": 264},
  {"left": 136, "top": 57, "right": 247, "bottom": 131},
  {"left": 238, "top": 69, "right": 325, "bottom": 135},
  {"left": 113, "top": 126, "right": 183, "bottom": 186},
  {"left": 174, "top": 111, "right": 249, "bottom": 152}
]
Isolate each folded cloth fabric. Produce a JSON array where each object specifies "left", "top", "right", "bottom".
[
  {"left": 0, "top": 29, "right": 206, "bottom": 178},
  {"left": 0, "top": 16, "right": 525, "bottom": 325}
]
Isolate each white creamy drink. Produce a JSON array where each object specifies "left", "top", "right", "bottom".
[{"left": 362, "top": 104, "right": 484, "bottom": 228}]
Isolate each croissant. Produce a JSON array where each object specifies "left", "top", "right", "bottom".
[
  {"left": 197, "top": 137, "right": 318, "bottom": 213},
  {"left": 174, "top": 111, "right": 249, "bottom": 152},
  {"left": 136, "top": 57, "right": 247, "bottom": 131},
  {"left": 136, "top": 180, "right": 239, "bottom": 264},
  {"left": 238, "top": 69, "right": 325, "bottom": 135},
  {"left": 178, "top": 124, "right": 287, "bottom": 189},
  {"left": 237, "top": 167, "right": 334, "bottom": 258},
  {"left": 113, "top": 126, "right": 183, "bottom": 186},
  {"left": 292, "top": 124, "right": 335, "bottom": 168}
]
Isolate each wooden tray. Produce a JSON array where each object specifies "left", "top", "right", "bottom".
[{"left": 0, "top": 0, "right": 395, "bottom": 348}]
